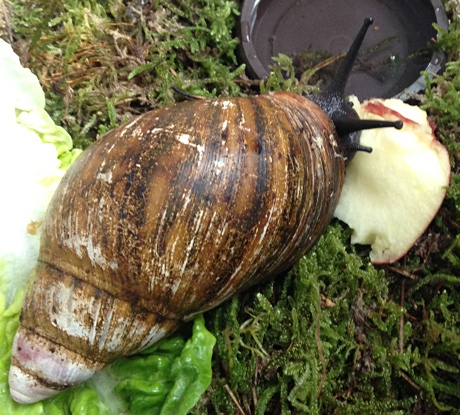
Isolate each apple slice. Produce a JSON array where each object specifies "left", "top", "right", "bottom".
[{"left": 334, "top": 97, "right": 451, "bottom": 264}]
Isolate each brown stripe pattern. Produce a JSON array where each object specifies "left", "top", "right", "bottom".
[{"left": 9, "top": 91, "right": 346, "bottom": 403}]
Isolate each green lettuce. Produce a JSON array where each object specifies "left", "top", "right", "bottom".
[
  {"left": 0, "top": 39, "right": 215, "bottom": 415},
  {"left": 106, "top": 316, "right": 214, "bottom": 415}
]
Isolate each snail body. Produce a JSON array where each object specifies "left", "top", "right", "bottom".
[{"left": 9, "top": 19, "right": 401, "bottom": 404}]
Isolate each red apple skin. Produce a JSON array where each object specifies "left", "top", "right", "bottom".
[{"left": 362, "top": 101, "right": 418, "bottom": 127}]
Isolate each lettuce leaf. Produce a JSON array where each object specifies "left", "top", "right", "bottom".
[
  {"left": 0, "top": 39, "right": 81, "bottom": 304},
  {"left": 0, "top": 39, "right": 215, "bottom": 415},
  {"left": 110, "top": 315, "right": 215, "bottom": 415}
]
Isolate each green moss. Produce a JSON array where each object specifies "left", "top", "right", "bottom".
[
  {"left": 200, "top": 223, "right": 460, "bottom": 414},
  {"left": 8, "top": 0, "right": 460, "bottom": 414},
  {"left": 10, "top": 0, "right": 244, "bottom": 147},
  {"left": 202, "top": 226, "right": 425, "bottom": 413}
]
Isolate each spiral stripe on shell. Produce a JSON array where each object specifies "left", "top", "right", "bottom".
[{"left": 9, "top": 91, "right": 345, "bottom": 403}]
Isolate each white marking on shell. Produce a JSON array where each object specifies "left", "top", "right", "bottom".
[
  {"left": 179, "top": 209, "right": 205, "bottom": 278},
  {"left": 313, "top": 134, "right": 324, "bottom": 149},
  {"left": 150, "top": 210, "right": 169, "bottom": 292},
  {"left": 170, "top": 274, "right": 183, "bottom": 295},
  {"left": 96, "top": 171, "right": 113, "bottom": 183},
  {"left": 174, "top": 132, "right": 204, "bottom": 148},
  {"left": 168, "top": 131, "right": 205, "bottom": 162},
  {"left": 206, "top": 211, "right": 219, "bottom": 241},
  {"left": 218, "top": 221, "right": 228, "bottom": 236},
  {"left": 183, "top": 194, "right": 192, "bottom": 211},
  {"left": 50, "top": 284, "right": 93, "bottom": 340},
  {"left": 133, "top": 125, "right": 146, "bottom": 139},
  {"left": 154, "top": 210, "right": 168, "bottom": 256},
  {"left": 85, "top": 234, "right": 117, "bottom": 270},
  {"left": 161, "top": 262, "right": 170, "bottom": 279},
  {"left": 119, "top": 118, "right": 139, "bottom": 137},
  {"left": 60, "top": 220, "right": 118, "bottom": 270},
  {"left": 88, "top": 296, "right": 101, "bottom": 345},
  {"left": 259, "top": 204, "right": 276, "bottom": 243},
  {"left": 45, "top": 280, "right": 165, "bottom": 355},
  {"left": 98, "top": 195, "right": 106, "bottom": 212},
  {"left": 240, "top": 111, "right": 245, "bottom": 124},
  {"left": 59, "top": 207, "right": 81, "bottom": 258},
  {"left": 230, "top": 259, "right": 242, "bottom": 276},
  {"left": 214, "top": 159, "right": 225, "bottom": 175},
  {"left": 329, "top": 134, "right": 345, "bottom": 160},
  {"left": 136, "top": 325, "right": 167, "bottom": 352},
  {"left": 98, "top": 307, "right": 114, "bottom": 351},
  {"left": 221, "top": 100, "right": 234, "bottom": 110},
  {"left": 104, "top": 318, "right": 130, "bottom": 353},
  {"left": 106, "top": 142, "right": 117, "bottom": 154},
  {"left": 178, "top": 133, "right": 191, "bottom": 145}
]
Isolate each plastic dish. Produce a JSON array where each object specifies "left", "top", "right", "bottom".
[{"left": 238, "top": 0, "right": 449, "bottom": 100}]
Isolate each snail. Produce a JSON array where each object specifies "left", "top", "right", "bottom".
[{"left": 9, "top": 18, "right": 402, "bottom": 404}]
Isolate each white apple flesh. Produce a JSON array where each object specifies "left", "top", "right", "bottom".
[{"left": 334, "top": 98, "right": 451, "bottom": 264}]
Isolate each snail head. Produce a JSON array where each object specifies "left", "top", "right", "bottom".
[{"left": 309, "top": 17, "right": 403, "bottom": 161}]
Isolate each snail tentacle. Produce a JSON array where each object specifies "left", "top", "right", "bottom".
[{"left": 309, "top": 17, "right": 403, "bottom": 160}]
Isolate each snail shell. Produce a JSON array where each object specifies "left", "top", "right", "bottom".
[{"left": 9, "top": 92, "right": 345, "bottom": 403}]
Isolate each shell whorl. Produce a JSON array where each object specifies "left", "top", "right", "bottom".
[{"left": 9, "top": 92, "right": 345, "bottom": 403}]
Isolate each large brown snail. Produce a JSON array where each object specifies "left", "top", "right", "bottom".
[{"left": 9, "top": 18, "right": 402, "bottom": 404}]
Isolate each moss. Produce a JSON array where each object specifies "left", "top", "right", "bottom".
[
  {"left": 201, "top": 224, "right": 460, "bottom": 414},
  {"left": 9, "top": 0, "right": 244, "bottom": 147},
  {"left": 7, "top": 0, "right": 460, "bottom": 414}
]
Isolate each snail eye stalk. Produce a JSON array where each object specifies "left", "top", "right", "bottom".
[
  {"left": 308, "top": 17, "right": 404, "bottom": 158},
  {"left": 334, "top": 117, "right": 403, "bottom": 153},
  {"left": 325, "top": 17, "right": 374, "bottom": 99}
]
